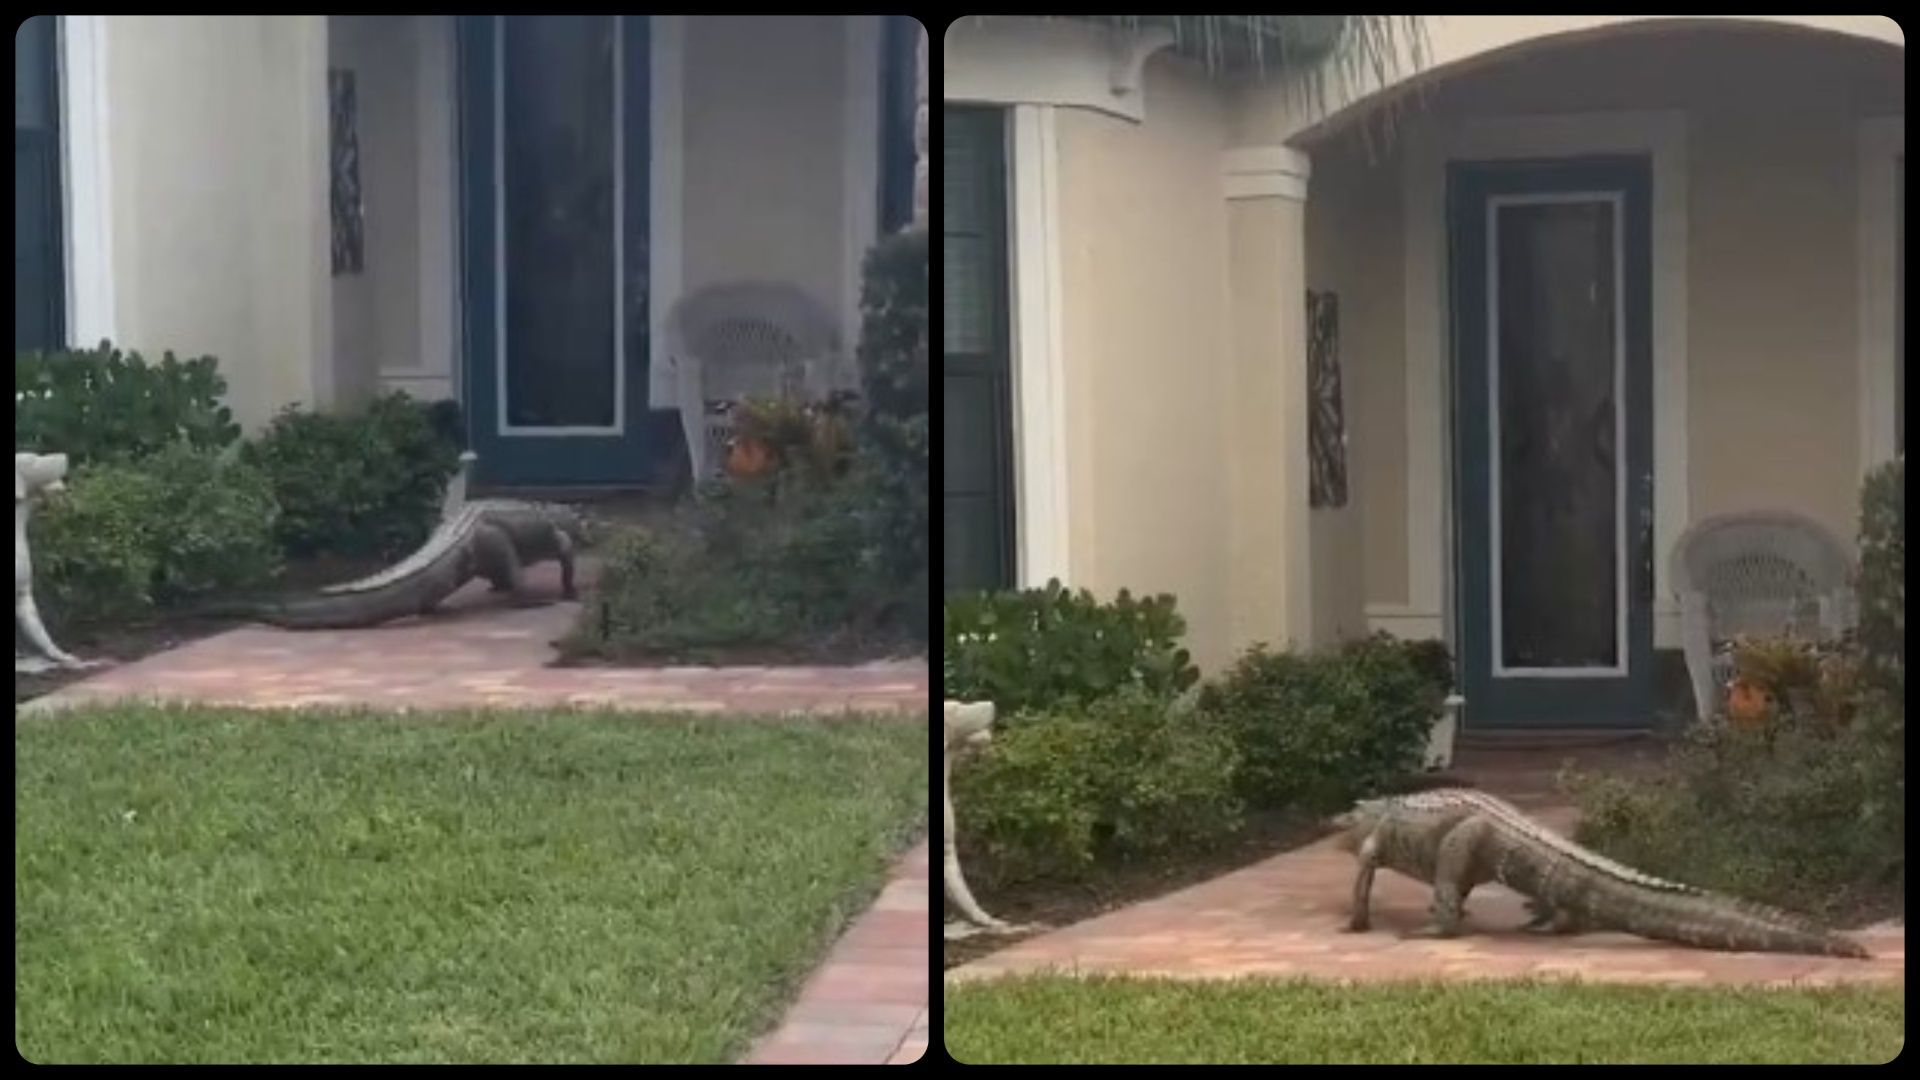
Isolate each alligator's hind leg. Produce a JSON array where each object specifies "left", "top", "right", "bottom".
[
  {"left": 1406, "top": 816, "right": 1494, "bottom": 939},
  {"left": 1521, "top": 897, "right": 1582, "bottom": 934},
  {"left": 555, "top": 529, "right": 577, "bottom": 600}
]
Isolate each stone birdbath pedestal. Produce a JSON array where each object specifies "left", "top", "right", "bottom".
[{"left": 944, "top": 699, "right": 1041, "bottom": 941}]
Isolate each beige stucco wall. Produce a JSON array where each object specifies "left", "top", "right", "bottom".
[
  {"left": 329, "top": 15, "right": 421, "bottom": 411},
  {"left": 1303, "top": 142, "right": 1403, "bottom": 636},
  {"left": 682, "top": 15, "right": 853, "bottom": 334},
  {"left": 103, "top": 15, "right": 332, "bottom": 431},
  {"left": 1305, "top": 23, "right": 1903, "bottom": 630},
  {"left": 90, "top": 15, "right": 877, "bottom": 432},
  {"left": 953, "top": 15, "right": 1899, "bottom": 671},
  {"left": 1054, "top": 61, "right": 1241, "bottom": 671}
]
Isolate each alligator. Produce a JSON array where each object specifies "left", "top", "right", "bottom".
[
  {"left": 1335, "top": 787, "right": 1870, "bottom": 958},
  {"left": 205, "top": 498, "right": 587, "bottom": 630}
]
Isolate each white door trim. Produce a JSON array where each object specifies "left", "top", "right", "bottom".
[
  {"left": 649, "top": 15, "right": 685, "bottom": 420},
  {"left": 1393, "top": 110, "right": 1689, "bottom": 649},
  {"left": 1007, "top": 103, "right": 1072, "bottom": 586},
  {"left": 1857, "top": 115, "right": 1903, "bottom": 475},
  {"left": 57, "top": 14, "right": 116, "bottom": 348}
]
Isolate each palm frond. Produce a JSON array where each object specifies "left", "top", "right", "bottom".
[{"left": 970, "top": 16, "right": 1431, "bottom": 155}]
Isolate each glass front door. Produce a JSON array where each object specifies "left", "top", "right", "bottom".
[
  {"left": 458, "top": 15, "right": 662, "bottom": 487},
  {"left": 1450, "top": 156, "right": 1656, "bottom": 728}
]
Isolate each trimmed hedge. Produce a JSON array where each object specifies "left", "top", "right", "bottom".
[
  {"left": 951, "top": 687, "right": 1245, "bottom": 888},
  {"left": 562, "top": 477, "right": 902, "bottom": 661},
  {"left": 16, "top": 341, "right": 241, "bottom": 464},
  {"left": 944, "top": 581, "right": 1201, "bottom": 718},
  {"left": 1198, "top": 634, "right": 1448, "bottom": 813},
  {"left": 1567, "top": 463, "right": 1906, "bottom": 923},
  {"left": 241, "top": 393, "right": 461, "bottom": 560},
  {"left": 29, "top": 444, "right": 282, "bottom": 630}
]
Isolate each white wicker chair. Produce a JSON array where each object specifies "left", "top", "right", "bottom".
[
  {"left": 659, "top": 283, "right": 846, "bottom": 488},
  {"left": 1668, "top": 510, "right": 1856, "bottom": 722}
]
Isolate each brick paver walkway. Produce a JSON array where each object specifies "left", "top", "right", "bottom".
[
  {"left": 20, "top": 563, "right": 926, "bottom": 717},
  {"left": 746, "top": 840, "right": 930, "bottom": 1065},
  {"left": 18, "top": 563, "right": 930, "bottom": 1064},
  {"left": 947, "top": 755, "right": 1903, "bottom": 989}
]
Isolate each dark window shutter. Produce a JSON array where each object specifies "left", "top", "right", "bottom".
[
  {"left": 15, "top": 14, "right": 66, "bottom": 353},
  {"left": 942, "top": 107, "right": 1015, "bottom": 593}
]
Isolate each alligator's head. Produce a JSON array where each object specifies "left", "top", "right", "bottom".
[
  {"left": 1331, "top": 797, "right": 1393, "bottom": 850},
  {"left": 555, "top": 507, "right": 596, "bottom": 549}
]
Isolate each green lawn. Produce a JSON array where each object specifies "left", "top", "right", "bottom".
[
  {"left": 945, "top": 974, "right": 1904, "bottom": 1064},
  {"left": 16, "top": 703, "right": 926, "bottom": 1064}
]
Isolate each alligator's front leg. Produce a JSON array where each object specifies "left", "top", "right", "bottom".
[
  {"left": 474, "top": 525, "right": 537, "bottom": 606},
  {"left": 1406, "top": 816, "right": 1493, "bottom": 939},
  {"left": 1346, "top": 829, "right": 1382, "bottom": 932}
]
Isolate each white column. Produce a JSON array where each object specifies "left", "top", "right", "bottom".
[{"left": 1223, "top": 145, "right": 1316, "bottom": 650}]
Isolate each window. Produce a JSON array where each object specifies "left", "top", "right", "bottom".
[
  {"left": 942, "top": 107, "right": 1015, "bottom": 591},
  {"left": 15, "top": 15, "right": 65, "bottom": 352},
  {"left": 878, "top": 16, "right": 919, "bottom": 233}
]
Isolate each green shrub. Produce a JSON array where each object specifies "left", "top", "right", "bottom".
[
  {"left": 26, "top": 468, "right": 158, "bottom": 628},
  {"left": 1565, "top": 465, "right": 1907, "bottom": 924},
  {"left": 1197, "top": 637, "right": 1444, "bottom": 813},
  {"left": 951, "top": 687, "right": 1244, "bottom": 888},
  {"left": 944, "top": 581, "right": 1201, "bottom": 717},
  {"left": 30, "top": 445, "right": 282, "bottom": 630},
  {"left": 15, "top": 341, "right": 242, "bottom": 464},
  {"left": 564, "top": 477, "right": 910, "bottom": 661},
  {"left": 1855, "top": 458, "right": 1902, "bottom": 709},
  {"left": 242, "top": 393, "right": 461, "bottom": 559},
  {"left": 1566, "top": 708, "right": 1903, "bottom": 922},
  {"left": 853, "top": 228, "right": 929, "bottom": 618}
]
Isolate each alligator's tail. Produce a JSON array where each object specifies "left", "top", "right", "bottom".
[
  {"left": 190, "top": 594, "right": 388, "bottom": 631},
  {"left": 1584, "top": 877, "right": 1871, "bottom": 958}
]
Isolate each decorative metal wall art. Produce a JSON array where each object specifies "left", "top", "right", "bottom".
[
  {"left": 329, "top": 68, "right": 364, "bottom": 276},
  {"left": 1307, "top": 288, "right": 1348, "bottom": 508}
]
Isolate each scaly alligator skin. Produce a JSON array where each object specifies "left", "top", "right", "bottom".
[
  {"left": 213, "top": 500, "right": 585, "bottom": 630},
  {"left": 1335, "top": 788, "right": 1870, "bottom": 958}
]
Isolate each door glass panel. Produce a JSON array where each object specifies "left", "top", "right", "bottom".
[
  {"left": 500, "top": 15, "right": 618, "bottom": 429},
  {"left": 1493, "top": 198, "right": 1619, "bottom": 669}
]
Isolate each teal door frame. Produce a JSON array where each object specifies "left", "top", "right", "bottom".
[
  {"left": 456, "top": 15, "right": 663, "bottom": 488},
  {"left": 1449, "top": 155, "right": 1655, "bottom": 729}
]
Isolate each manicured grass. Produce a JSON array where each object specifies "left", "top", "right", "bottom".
[
  {"left": 16, "top": 703, "right": 926, "bottom": 1064},
  {"left": 944, "top": 975, "right": 1904, "bottom": 1064}
]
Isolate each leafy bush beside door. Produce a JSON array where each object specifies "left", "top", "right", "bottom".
[
  {"left": 1566, "top": 462, "right": 1905, "bottom": 924},
  {"left": 29, "top": 444, "right": 282, "bottom": 630},
  {"left": 1197, "top": 634, "right": 1446, "bottom": 813},
  {"left": 242, "top": 393, "right": 462, "bottom": 560},
  {"left": 15, "top": 342, "right": 241, "bottom": 464},
  {"left": 943, "top": 581, "right": 1201, "bottom": 717}
]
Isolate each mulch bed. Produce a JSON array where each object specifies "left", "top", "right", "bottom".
[
  {"left": 551, "top": 632, "right": 926, "bottom": 670},
  {"left": 15, "top": 554, "right": 391, "bottom": 705}
]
